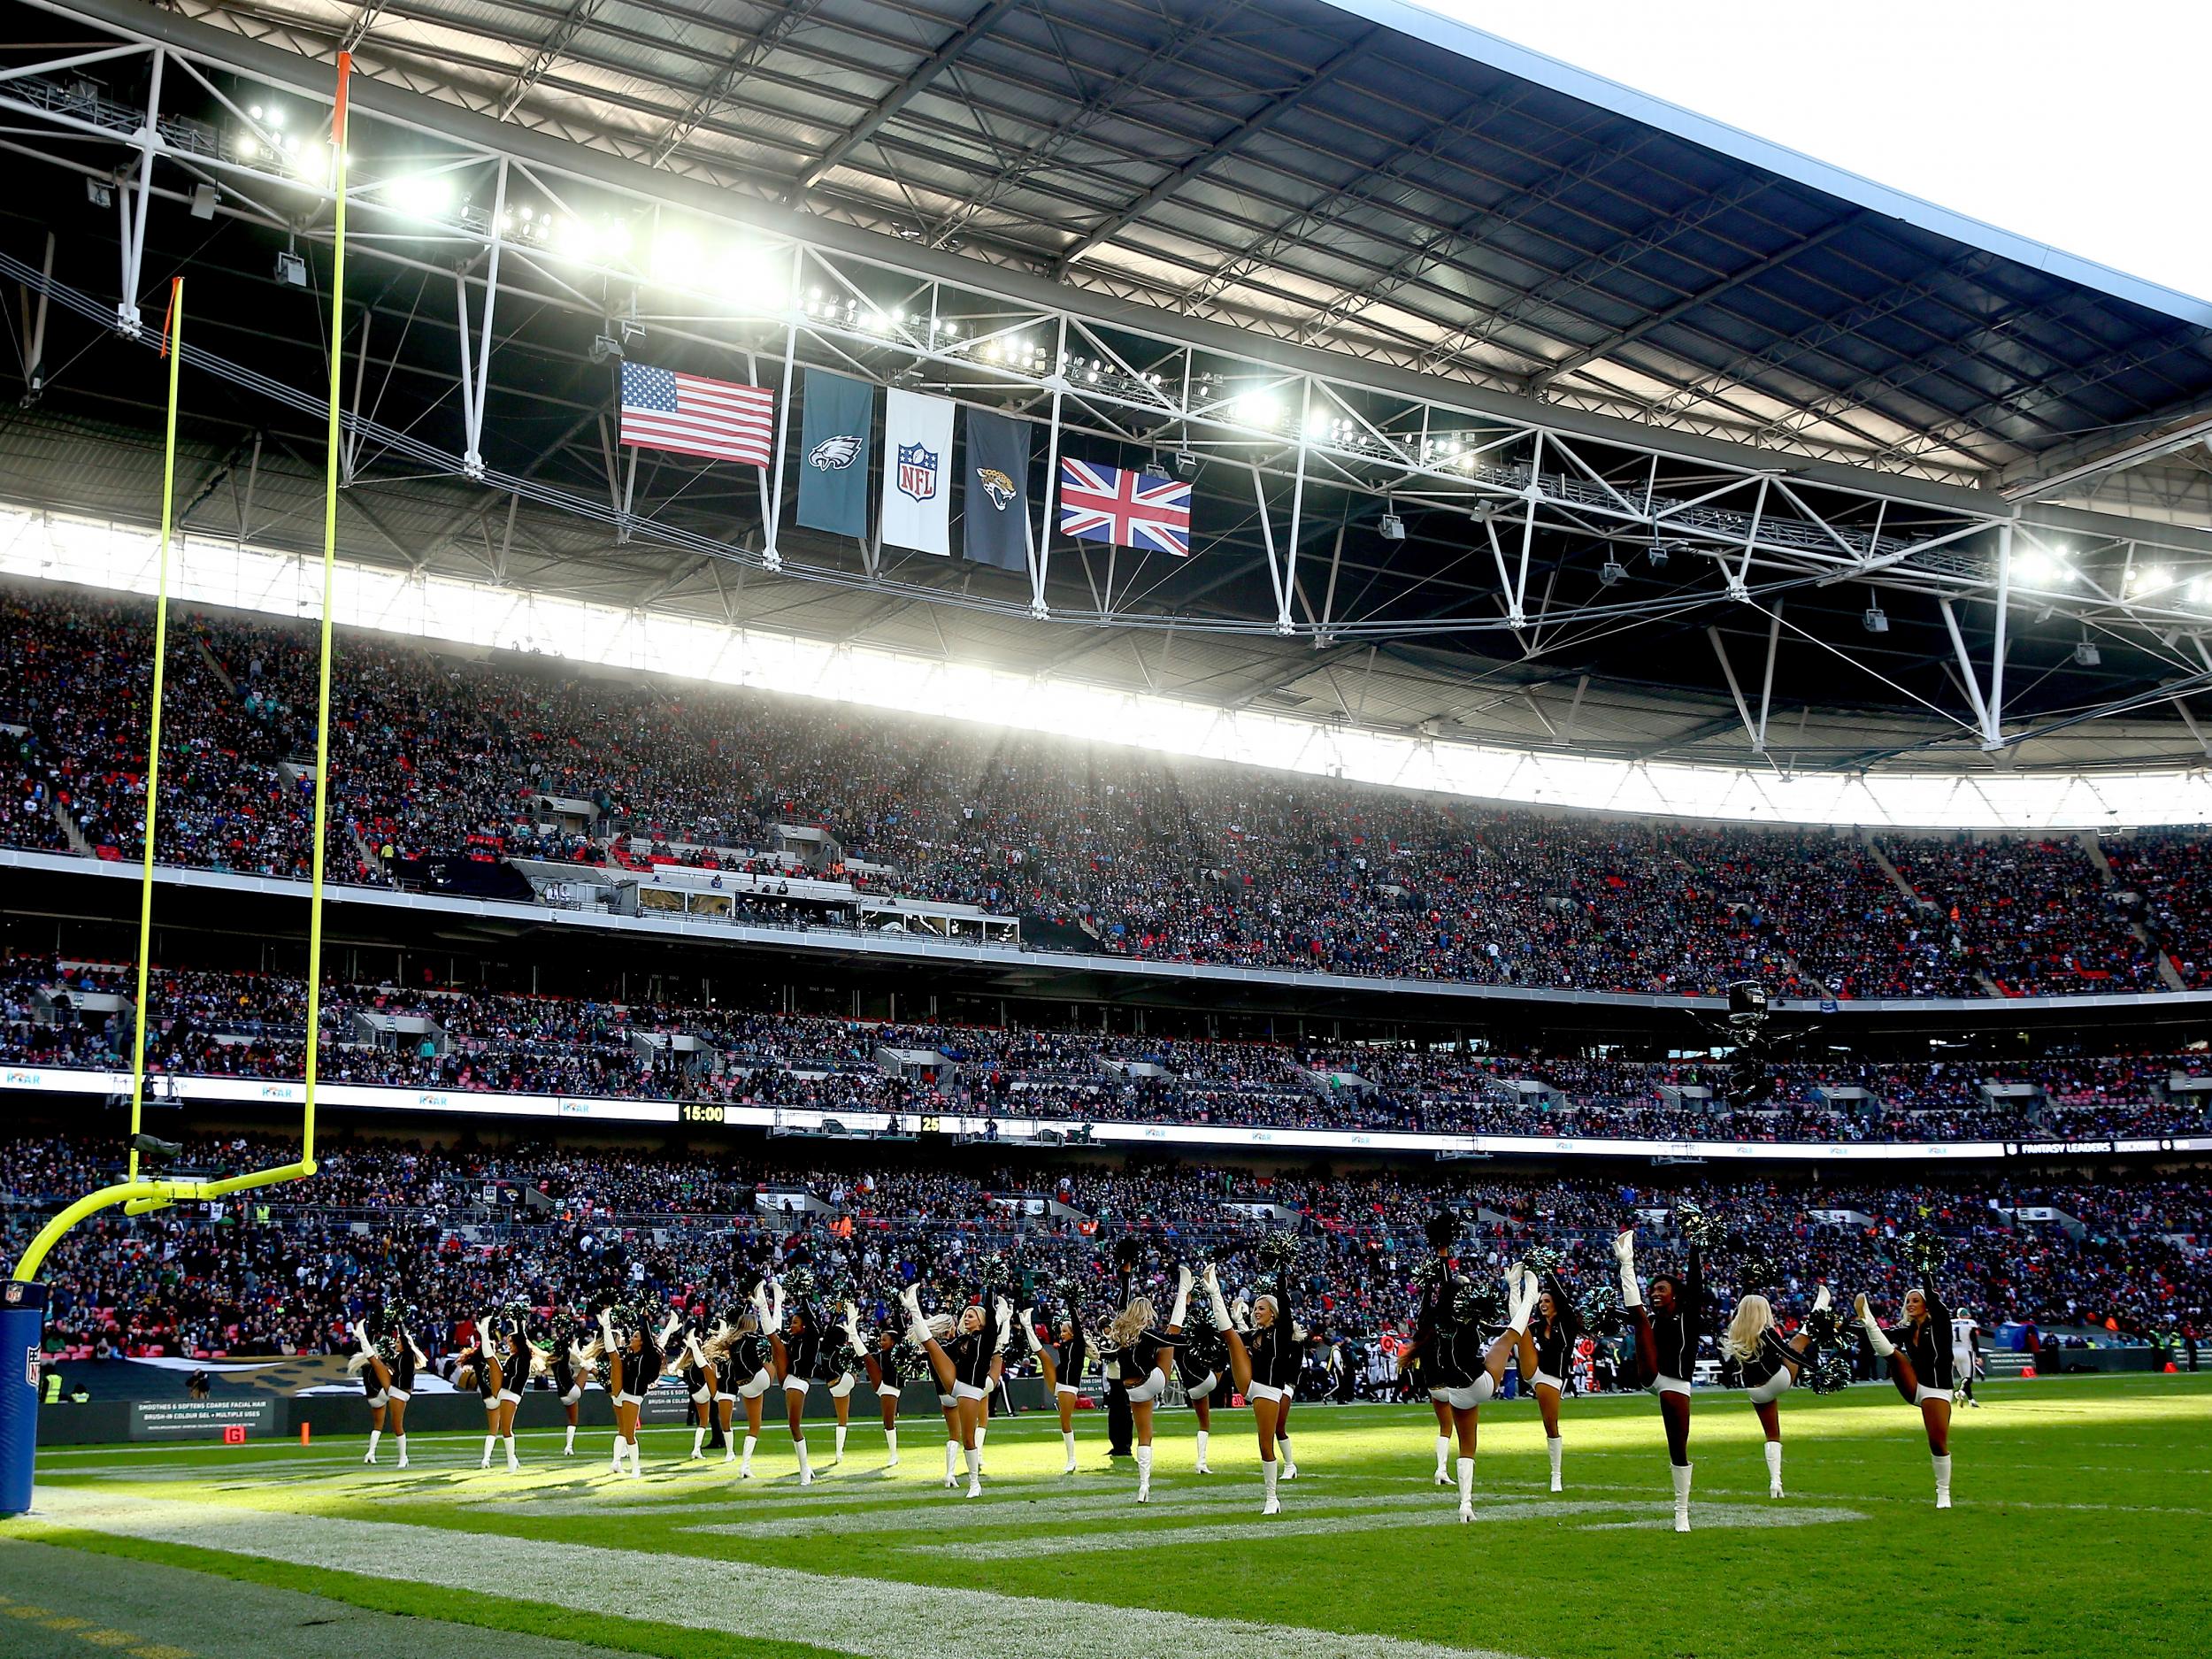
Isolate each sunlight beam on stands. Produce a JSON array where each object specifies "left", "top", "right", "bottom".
[{"left": 4, "top": 501, "right": 2208, "bottom": 831}]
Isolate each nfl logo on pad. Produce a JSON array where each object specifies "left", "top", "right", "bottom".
[{"left": 897, "top": 442, "right": 939, "bottom": 503}]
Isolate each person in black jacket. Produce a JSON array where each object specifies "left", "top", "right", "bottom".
[
  {"left": 1856, "top": 1278, "right": 1958, "bottom": 1509},
  {"left": 1615, "top": 1223, "right": 1704, "bottom": 1532}
]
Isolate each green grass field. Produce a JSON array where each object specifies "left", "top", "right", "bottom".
[{"left": 5, "top": 1375, "right": 2208, "bottom": 1659}]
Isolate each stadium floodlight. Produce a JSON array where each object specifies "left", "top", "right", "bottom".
[
  {"left": 1863, "top": 605, "right": 1888, "bottom": 633},
  {"left": 1647, "top": 542, "right": 1670, "bottom": 568},
  {"left": 1233, "top": 389, "right": 1281, "bottom": 428},
  {"left": 648, "top": 227, "right": 703, "bottom": 288},
  {"left": 189, "top": 182, "right": 216, "bottom": 220},
  {"left": 2129, "top": 566, "right": 2172, "bottom": 595},
  {"left": 382, "top": 173, "right": 453, "bottom": 220},
  {"left": 1173, "top": 450, "right": 1198, "bottom": 479}
]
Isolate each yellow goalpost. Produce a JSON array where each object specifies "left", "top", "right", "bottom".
[{"left": 8, "top": 54, "right": 357, "bottom": 1284}]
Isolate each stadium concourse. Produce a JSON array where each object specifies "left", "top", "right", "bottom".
[{"left": 5, "top": 0, "right": 2212, "bottom": 1647}]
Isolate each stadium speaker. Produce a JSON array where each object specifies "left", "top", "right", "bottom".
[
  {"left": 2073, "top": 641, "right": 2101, "bottom": 666},
  {"left": 1173, "top": 450, "right": 1198, "bottom": 479},
  {"left": 1647, "top": 542, "right": 1670, "bottom": 568},
  {"left": 1378, "top": 512, "right": 1406, "bottom": 541},
  {"left": 1599, "top": 559, "right": 1625, "bottom": 586},
  {"left": 1863, "top": 605, "right": 1889, "bottom": 633},
  {"left": 274, "top": 250, "right": 308, "bottom": 288}
]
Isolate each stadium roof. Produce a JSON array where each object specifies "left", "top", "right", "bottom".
[{"left": 4, "top": 0, "right": 2212, "bottom": 787}]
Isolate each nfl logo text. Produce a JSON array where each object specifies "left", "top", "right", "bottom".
[{"left": 897, "top": 442, "right": 939, "bottom": 502}]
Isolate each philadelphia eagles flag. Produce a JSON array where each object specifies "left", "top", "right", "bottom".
[
  {"left": 795, "top": 368, "right": 873, "bottom": 541},
  {"left": 962, "top": 407, "right": 1031, "bottom": 572}
]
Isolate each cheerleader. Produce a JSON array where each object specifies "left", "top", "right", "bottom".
[
  {"left": 550, "top": 1312, "right": 587, "bottom": 1455},
  {"left": 772, "top": 1279, "right": 826, "bottom": 1486},
  {"left": 1729, "top": 1291, "right": 1826, "bottom": 1494},
  {"left": 1401, "top": 1223, "right": 1540, "bottom": 1523},
  {"left": 677, "top": 1315, "right": 721, "bottom": 1462},
  {"left": 1019, "top": 1294, "right": 1088, "bottom": 1476},
  {"left": 1168, "top": 1286, "right": 1227, "bottom": 1474},
  {"left": 899, "top": 1278, "right": 1006, "bottom": 1499},
  {"left": 455, "top": 1313, "right": 517, "bottom": 1472},
  {"left": 1855, "top": 1279, "right": 1958, "bottom": 1508},
  {"left": 1098, "top": 1268, "right": 1184, "bottom": 1503},
  {"left": 1614, "top": 1224, "right": 1705, "bottom": 1532},
  {"left": 821, "top": 1302, "right": 870, "bottom": 1466},
  {"left": 346, "top": 1301, "right": 422, "bottom": 1469},
  {"left": 1514, "top": 1268, "right": 1585, "bottom": 1493},
  {"left": 498, "top": 1307, "right": 539, "bottom": 1471},
  {"left": 727, "top": 1283, "right": 781, "bottom": 1477},
  {"left": 598, "top": 1302, "right": 672, "bottom": 1479},
  {"left": 857, "top": 1315, "right": 910, "bottom": 1470},
  {"left": 1200, "top": 1248, "right": 1304, "bottom": 1516}
]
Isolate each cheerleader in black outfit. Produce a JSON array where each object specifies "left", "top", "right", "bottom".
[
  {"left": 1855, "top": 1279, "right": 1957, "bottom": 1508},
  {"left": 497, "top": 1307, "right": 539, "bottom": 1471},
  {"left": 1514, "top": 1270, "right": 1585, "bottom": 1493},
  {"left": 900, "top": 1279, "right": 1006, "bottom": 1498},
  {"left": 1171, "top": 1289, "right": 1228, "bottom": 1475},
  {"left": 1200, "top": 1250, "right": 1306, "bottom": 1515},
  {"left": 346, "top": 1302, "right": 420, "bottom": 1468},
  {"left": 550, "top": 1312, "right": 586, "bottom": 1455},
  {"left": 730, "top": 1282, "right": 781, "bottom": 1477},
  {"left": 773, "top": 1279, "right": 826, "bottom": 1486},
  {"left": 1102, "top": 1268, "right": 1183, "bottom": 1503},
  {"left": 1020, "top": 1294, "right": 1088, "bottom": 1476},
  {"left": 597, "top": 1303, "right": 672, "bottom": 1479},
  {"left": 1401, "top": 1225, "right": 1540, "bottom": 1522},
  {"left": 454, "top": 1315, "right": 510, "bottom": 1471},
  {"left": 858, "top": 1315, "right": 912, "bottom": 1470},
  {"left": 677, "top": 1314, "right": 720, "bottom": 1462},
  {"left": 1614, "top": 1225, "right": 1705, "bottom": 1532},
  {"left": 1724, "top": 1287, "right": 1829, "bottom": 1497}
]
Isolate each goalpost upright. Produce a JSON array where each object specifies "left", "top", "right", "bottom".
[{"left": 0, "top": 54, "right": 356, "bottom": 1514}]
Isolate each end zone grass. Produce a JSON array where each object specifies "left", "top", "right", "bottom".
[{"left": 7, "top": 1375, "right": 2208, "bottom": 1659}]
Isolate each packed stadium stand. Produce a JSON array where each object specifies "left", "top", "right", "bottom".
[{"left": 5, "top": 582, "right": 2204, "bottom": 1002}]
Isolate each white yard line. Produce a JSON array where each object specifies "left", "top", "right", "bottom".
[
  {"left": 893, "top": 1500, "right": 1868, "bottom": 1558},
  {"left": 17, "top": 1489, "right": 1536, "bottom": 1659},
  {"left": 683, "top": 1489, "right": 1476, "bottom": 1539}
]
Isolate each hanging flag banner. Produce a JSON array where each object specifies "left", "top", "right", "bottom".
[
  {"left": 879, "top": 388, "right": 955, "bottom": 556},
  {"left": 618, "top": 363, "right": 773, "bottom": 467},
  {"left": 963, "top": 408, "right": 1032, "bottom": 572},
  {"left": 795, "top": 368, "right": 873, "bottom": 541},
  {"left": 1058, "top": 457, "right": 1193, "bottom": 557}
]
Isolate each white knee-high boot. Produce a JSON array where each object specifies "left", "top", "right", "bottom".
[
  {"left": 1455, "top": 1455, "right": 1474, "bottom": 1522},
  {"left": 1932, "top": 1452, "right": 1953, "bottom": 1509},
  {"left": 1061, "top": 1429, "right": 1077, "bottom": 1472},
  {"left": 1547, "top": 1435, "right": 1563, "bottom": 1492},
  {"left": 1434, "top": 1433, "right": 1450, "bottom": 1484},
  {"left": 1261, "top": 1458, "right": 1279, "bottom": 1516},
  {"left": 1764, "top": 1440, "right": 1784, "bottom": 1497},
  {"left": 365, "top": 1428, "right": 380, "bottom": 1464},
  {"left": 965, "top": 1444, "right": 983, "bottom": 1499},
  {"left": 1194, "top": 1428, "right": 1210, "bottom": 1472},
  {"left": 1671, "top": 1462, "right": 1693, "bottom": 1532},
  {"left": 1134, "top": 1442, "right": 1153, "bottom": 1502}
]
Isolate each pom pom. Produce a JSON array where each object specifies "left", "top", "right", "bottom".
[
  {"left": 1450, "top": 1276, "right": 1507, "bottom": 1329},
  {"left": 1675, "top": 1200, "right": 1727, "bottom": 1254},
  {"left": 1424, "top": 1210, "right": 1459, "bottom": 1251},
  {"left": 1901, "top": 1229, "right": 1947, "bottom": 1279},
  {"left": 1806, "top": 1353, "right": 1855, "bottom": 1395},
  {"left": 1735, "top": 1254, "right": 1782, "bottom": 1292},
  {"left": 1578, "top": 1281, "right": 1623, "bottom": 1336},
  {"left": 1803, "top": 1304, "right": 1847, "bottom": 1348},
  {"left": 1257, "top": 1231, "right": 1300, "bottom": 1268},
  {"left": 781, "top": 1263, "right": 817, "bottom": 1298},
  {"left": 1520, "top": 1243, "right": 1564, "bottom": 1278},
  {"left": 1112, "top": 1235, "right": 1145, "bottom": 1269}
]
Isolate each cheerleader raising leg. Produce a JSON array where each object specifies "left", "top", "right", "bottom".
[
  {"left": 1202, "top": 1259, "right": 1300, "bottom": 1515},
  {"left": 859, "top": 1317, "right": 906, "bottom": 1470},
  {"left": 1514, "top": 1272, "right": 1584, "bottom": 1494},
  {"left": 899, "top": 1280, "right": 1001, "bottom": 1498},
  {"left": 1616, "top": 1228, "right": 1701, "bottom": 1532},
  {"left": 551, "top": 1315, "right": 586, "bottom": 1455},
  {"left": 1105, "top": 1269, "right": 1182, "bottom": 1504},
  {"left": 1724, "top": 1288, "right": 1826, "bottom": 1497},
  {"left": 680, "top": 1320, "right": 719, "bottom": 1462},
  {"left": 346, "top": 1319, "right": 392, "bottom": 1465},
  {"left": 1857, "top": 1287, "right": 1956, "bottom": 1509}
]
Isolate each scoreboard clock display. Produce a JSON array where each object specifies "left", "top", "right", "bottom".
[{"left": 680, "top": 1102, "right": 726, "bottom": 1125}]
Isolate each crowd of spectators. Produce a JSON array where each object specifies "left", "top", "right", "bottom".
[
  {"left": 1, "top": 582, "right": 2202, "bottom": 1000},
  {"left": 2, "top": 1130, "right": 2202, "bottom": 1367},
  {"left": 6, "top": 956, "right": 2209, "bottom": 1145}
]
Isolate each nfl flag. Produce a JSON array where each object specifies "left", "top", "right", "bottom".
[
  {"left": 618, "top": 362, "right": 772, "bottom": 467},
  {"left": 1058, "top": 458, "right": 1193, "bottom": 557},
  {"left": 879, "top": 388, "right": 955, "bottom": 557}
]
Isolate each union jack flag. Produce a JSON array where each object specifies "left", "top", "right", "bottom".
[{"left": 1057, "top": 458, "right": 1192, "bottom": 557}]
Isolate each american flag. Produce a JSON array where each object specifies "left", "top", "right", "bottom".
[
  {"left": 1057, "top": 458, "right": 1192, "bottom": 557},
  {"left": 618, "top": 362, "right": 774, "bottom": 467}
]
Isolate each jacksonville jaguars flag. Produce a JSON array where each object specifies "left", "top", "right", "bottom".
[
  {"left": 795, "top": 368, "right": 873, "bottom": 541},
  {"left": 962, "top": 408, "right": 1031, "bottom": 572},
  {"left": 880, "top": 388, "right": 955, "bottom": 557}
]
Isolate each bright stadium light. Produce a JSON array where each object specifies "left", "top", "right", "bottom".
[
  {"left": 648, "top": 227, "right": 703, "bottom": 287},
  {"left": 381, "top": 173, "right": 453, "bottom": 219},
  {"left": 1233, "top": 389, "right": 1281, "bottom": 428}
]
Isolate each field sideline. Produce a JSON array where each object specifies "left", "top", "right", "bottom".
[{"left": 4, "top": 1374, "right": 2208, "bottom": 1659}]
